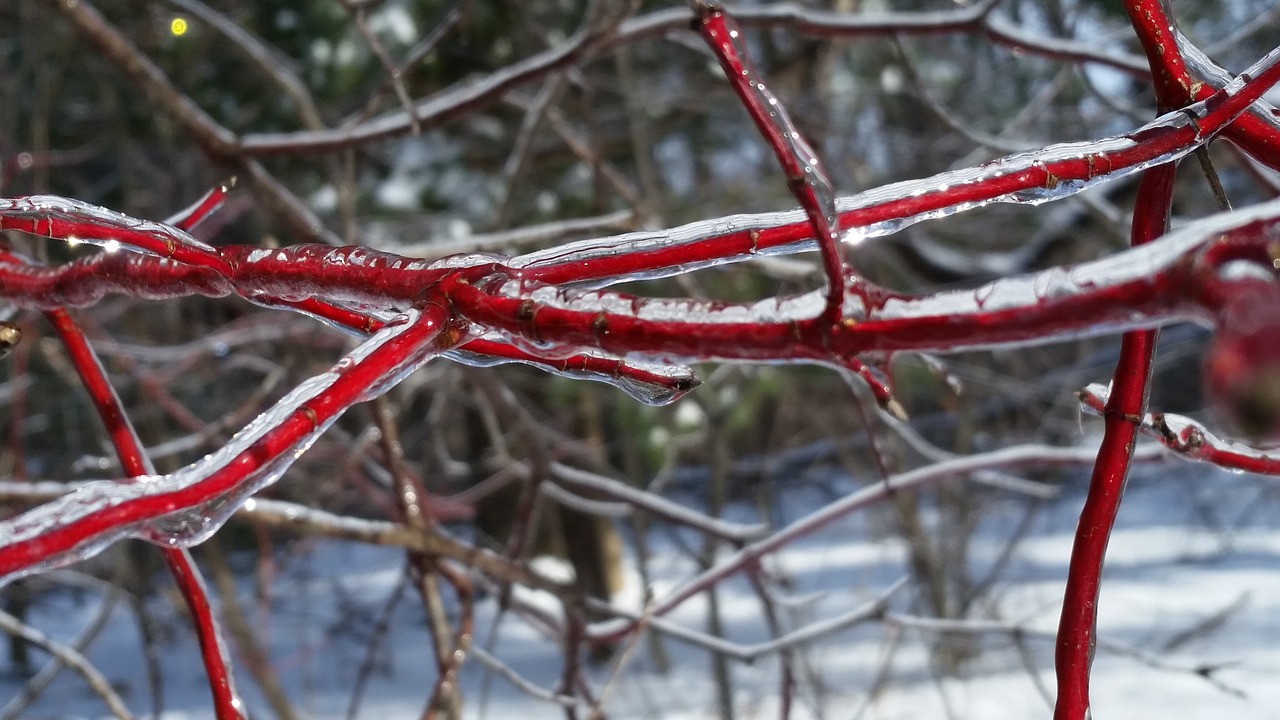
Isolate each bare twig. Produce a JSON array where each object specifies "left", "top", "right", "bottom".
[{"left": 0, "top": 608, "right": 133, "bottom": 720}]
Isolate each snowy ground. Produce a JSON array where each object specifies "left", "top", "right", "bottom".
[{"left": 6, "top": 455, "right": 1280, "bottom": 720}]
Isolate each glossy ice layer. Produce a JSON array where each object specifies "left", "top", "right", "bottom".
[
  {"left": 0, "top": 195, "right": 219, "bottom": 255},
  {"left": 1081, "top": 382, "right": 1280, "bottom": 473},
  {"left": 494, "top": 277, "right": 828, "bottom": 326},
  {"left": 448, "top": 335, "right": 698, "bottom": 405},
  {"left": 510, "top": 212, "right": 815, "bottom": 281},
  {"left": 507, "top": 48, "right": 1277, "bottom": 292},
  {"left": 876, "top": 197, "right": 1280, "bottom": 330},
  {"left": 0, "top": 310, "right": 432, "bottom": 584},
  {"left": 1173, "top": 27, "right": 1280, "bottom": 135}
]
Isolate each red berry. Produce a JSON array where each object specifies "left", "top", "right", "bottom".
[{"left": 1205, "top": 283, "right": 1280, "bottom": 444}]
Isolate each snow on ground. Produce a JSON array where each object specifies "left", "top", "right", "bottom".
[{"left": 6, "top": 456, "right": 1280, "bottom": 719}]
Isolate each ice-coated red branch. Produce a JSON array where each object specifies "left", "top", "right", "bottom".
[
  {"left": 449, "top": 197, "right": 1280, "bottom": 361},
  {"left": 692, "top": 1, "right": 846, "bottom": 317},
  {"left": 45, "top": 307, "right": 245, "bottom": 719},
  {"left": 7, "top": 192, "right": 1280, "bottom": 393},
  {"left": 509, "top": 45, "right": 1280, "bottom": 289},
  {"left": 4, "top": 3, "right": 1280, "bottom": 718},
  {"left": 1124, "top": 0, "right": 1280, "bottom": 170},
  {"left": 1079, "top": 385, "right": 1280, "bottom": 475},
  {"left": 4, "top": 37, "right": 1279, "bottom": 310},
  {"left": 33, "top": 187, "right": 253, "bottom": 718},
  {"left": 0, "top": 304, "right": 455, "bottom": 579},
  {"left": 1, "top": 35, "right": 1280, "bottom": 587},
  {"left": 4, "top": 59, "right": 1280, "bottom": 358}
]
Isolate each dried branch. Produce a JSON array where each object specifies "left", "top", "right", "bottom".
[{"left": 0, "top": 608, "right": 133, "bottom": 720}]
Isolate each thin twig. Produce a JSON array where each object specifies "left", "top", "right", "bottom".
[
  {"left": 0, "top": 608, "right": 133, "bottom": 720},
  {"left": 0, "top": 588, "right": 122, "bottom": 720}
]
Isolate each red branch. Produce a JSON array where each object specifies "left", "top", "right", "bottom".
[
  {"left": 693, "top": 2, "right": 846, "bottom": 317},
  {"left": 45, "top": 308, "right": 246, "bottom": 719},
  {"left": 1078, "top": 387, "right": 1280, "bottom": 475},
  {"left": 1054, "top": 163, "right": 1175, "bottom": 720},
  {"left": 3, "top": 3, "right": 1280, "bottom": 717},
  {"left": 0, "top": 304, "right": 454, "bottom": 578},
  {"left": 1124, "top": 0, "right": 1280, "bottom": 168}
]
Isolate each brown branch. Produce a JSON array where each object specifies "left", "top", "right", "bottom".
[
  {"left": 45, "top": 0, "right": 339, "bottom": 244},
  {"left": 0, "top": 607, "right": 133, "bottom": 720}
]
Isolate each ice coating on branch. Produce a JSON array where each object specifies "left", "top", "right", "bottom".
[
  {"left": 165, "top": 180, "right": 235, "bottom": 231},
  {"left": 427, "top": 252, "right": 509, "bottom": 270},
  {"left": 354, "top": 315, "right": 453, "bottom": 403},
  {"left": 839, "top": 137, "right": 1178, "bottom": 241},
  {"left": 698, "top": 4, "right": 846, "bottom": 311},
  {"left": 0, "top": 195, "right": 218, "bottom": 254},
  {"left": 448, "top": 332, "right": 698, "bottom": 405},
  {"left": 213, "top": 244, "right": 472, "bottom": 308},
  {"left": 492, "top": 277, "right": 828, "bottom": 325},
  {"left": 510, "top": 213, "right": 814, "bottom": 283},
  {"left": 136, "top": 369, "right": 344, "bottom": 546},
  {"left": 506, "top": 46, "right": 1278, "bottom": 291},
  {"left": 1151, "top": 412, "right": 1280, "bottom": 469},
  {"left": 1081, "top": 383, "right": 1280, "bottom": 473},
  {"left": 703, "top": 6, "right": 840, "bottom": 235},
  {"left": 0, "top": 483, "right": 151, "bottom": 579},
  {"left": 622, "top": 292, "right": 825, "bottom": 325},
  {"left": 603, "top": 364, "right": 698, "bottom": 405},
  {"left": 1173, "top": 27, "right": 1280, "bottom": 135},
  {"left": 0, "top": 249, "right": 242, "bottom": 309},
  {"left": 0, "top": 310, "right": 430, "bottom": 583},
  {"left": 877, "top": 198, "right": 1280, "bottom": 325},
  {"left": 533, "top": 4, "right": 846, "bottom": 301}
]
